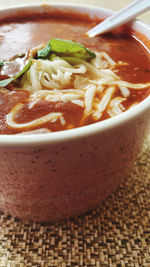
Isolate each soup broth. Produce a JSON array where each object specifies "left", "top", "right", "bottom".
[{"left": 0, "top": 12, "right": 150, "bottom": 134}]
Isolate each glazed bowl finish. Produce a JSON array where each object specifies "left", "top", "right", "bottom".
[{"left": 0, "top": 4, "right": 150, "bottom": 222}]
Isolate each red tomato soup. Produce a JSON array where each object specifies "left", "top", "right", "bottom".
[{"left": 0, "top": 12, "right": 150, "bottom": 134}]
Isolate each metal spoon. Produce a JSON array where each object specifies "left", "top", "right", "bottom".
[{"left": 87, "top": 0, "right": 150, "bottom": 37}]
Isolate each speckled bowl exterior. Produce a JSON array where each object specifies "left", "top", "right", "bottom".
[{"left": 0, "top": 4, "right": 150, "bottom": 222}]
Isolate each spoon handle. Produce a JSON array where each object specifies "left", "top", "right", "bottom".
[{"left": 87, "top": 0, "right": 150, "bottom": 37}]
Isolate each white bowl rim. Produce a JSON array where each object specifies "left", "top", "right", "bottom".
[{"left": 0, "top": 2, "right": 150, "bottom": 147}]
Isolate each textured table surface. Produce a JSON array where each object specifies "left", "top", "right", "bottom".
[{"left": 0, "top": 0, "right": 150, "bottom": 266}]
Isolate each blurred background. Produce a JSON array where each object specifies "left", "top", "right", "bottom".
[{"left": 0, "top": 0, "right": 150, "bottom": 24}]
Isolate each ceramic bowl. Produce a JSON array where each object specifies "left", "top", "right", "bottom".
[{"left": 0, "top": 3, "right": 150, "bottom": 222}]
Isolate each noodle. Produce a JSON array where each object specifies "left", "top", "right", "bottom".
[
  {"left": 2, "top": 47, "right": 150, "bottom": 132},
  {"left": 7, "top": 103, "right": 62, "bottom": 129}
]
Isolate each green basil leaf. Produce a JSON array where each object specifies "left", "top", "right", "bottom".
[
  {"left": 0, "top": 60, "right": 32, "bottom": 87},
  {"left": 37, "top": 42, "right": 51, "bottom": 59},
  {"left": 0, "top": 77, "right": 14, "bottom": 87},
  {"left": 50, "top": 38, "right": 96, "bottom": 60},
  {"left": 0, "top": 61, "right": 4, "bottom": 67}
]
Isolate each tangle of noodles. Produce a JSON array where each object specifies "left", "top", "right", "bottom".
[{"left": 2, "top": 49, "right": 150, "bottom": 133}]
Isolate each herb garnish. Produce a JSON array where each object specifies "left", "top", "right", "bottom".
[
  {"left": 37, "top": 38, "right": 96, "bottom": 60},
  {"left": 0, "top": 60, "right": 32, "bottom": 87},
  {"left": 0, "top": 39, "right": 96, "bottom": 87},
  {"left": 37, "top": 42, "right": 51, "bottom": 59},
  {"left": 0, "top": 61, "right": 4, "bottom": 67}
]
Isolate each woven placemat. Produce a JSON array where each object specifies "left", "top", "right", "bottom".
[{"left": 0, "top": 137, "right": 150, "bottom": 267}]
